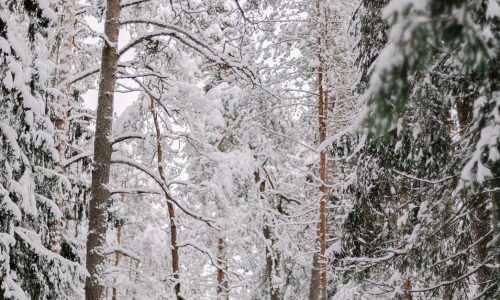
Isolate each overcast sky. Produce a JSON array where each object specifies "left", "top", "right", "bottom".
[{"left": 82, "top": 16, "right": 140, "bottom": 116}]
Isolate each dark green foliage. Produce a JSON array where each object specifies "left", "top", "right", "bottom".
[{"left": 335, "top": 0, "right": 499, "bottom": 298}]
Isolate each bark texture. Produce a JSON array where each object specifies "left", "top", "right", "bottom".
[
  {"left": 112, "top": 193, "right": 124, "bottom": 300},
  {"left": 49, "top": 0, "right": 77, "bottom": 254},
  {"left": 151, "top": 100, "right": 183, "bottom": 300},
  {"left": 312, "top": 2, "right": 329, "bottom": 297},
  {"left": 216, "top": 237, "right": 228, "bottom": 299},
  {"left": 85, "top": 0, "right": 121, "bottom": 298},
  {"left": 457, "top": 99, "right": 494, "bottom": 297},
  {"left": 255, "top": 170, "right": 280, "bottom": 300}
]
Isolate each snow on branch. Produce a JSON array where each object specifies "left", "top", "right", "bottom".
[
  {"left": 120, "top": 18, "right": 258, "bottom": 83},
  {"left": 120, "top": 0, "right": 150, "bottom": 9},
  {"left": 110, "top": 187, "right": 162, "bottom": 195},
  {"left": 13, "top": 227, "right": 87, "bottom": 275},
  {"left": 111, "top": 154, "right": 218, "bottom": 227},
  {"left": 62, "top": 151, "right": 93, "bottom": 167},
  {"left": 110, "top": 132, "right": 148, "bottom": 144}
]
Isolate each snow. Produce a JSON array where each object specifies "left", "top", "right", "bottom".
[
  {"left": 486, "top": 0, "right": 500, "bottom": 18},
  {"left": 1, "top": 0, "right": 498, "bottom": 299}
]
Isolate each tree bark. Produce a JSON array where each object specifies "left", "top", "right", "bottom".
[
  {"left": 400, "top": 180, "right": 413, "bottom": 300},
  {"left": 255, "top": 170, "right": 280, "bottom": 300},
  {"left": 85, "top": 0, "right": 121, "bottom": 298},
  {"left": 313, "top": 1, "right": 329, "bottom": 297},
  {"left": 456, "top": 99, "right": 494, "bottom": 297},
  {"left": 216, "top": 237, "right": 229, "bottom": 299},
  {"left": 310, "top": 58, "right": 328, "bottom": 300},
  {"left": 150, "top": 99, "right": 183, "bottom": 300},
  {"left": 112, "top": 192, "right": 124, "bottom": 300},
  {"left": 309, "top": 252, "right": 321, "bottom": 300},
  {"left": 49, "top": 0, "right": 77, "bottom": 255}
]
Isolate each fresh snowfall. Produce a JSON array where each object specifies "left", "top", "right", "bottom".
[{"left": 0, "top": 0, "right": 499, "bottom": 299}]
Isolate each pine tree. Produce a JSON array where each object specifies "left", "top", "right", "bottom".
[
  {"left": 0, "top": 1, "right": 82, "bottom": 298},
  {"left": 334, "top": 0, "right": 499, "bottom": 298}
]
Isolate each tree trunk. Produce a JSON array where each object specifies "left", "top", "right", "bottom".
[
  {"left": 400, "top": 180, "right": 412, "bottom": 300},
  {"left": 309, "top": 2, "right": 330, "bottom": 299},
  {"left": 150, "top": 99, "right": 183, "bottom": 300},
  {"left": 255, "top": 170, "right": 280, "bottom": 300},
  {"left": 312, "top": 2, "right": 329, "bottom": 297},
  {"left": 309, "top": 252, "right": 321, "bottom": 300},
  {"left": 263, "top": 225, "right": 280, "bottom": 300},
  {"left": 456, "top": 99, "right": 494, "bottom": 297},
  {"left": 112, "top": 192, "right": 124, "bottom": 300},
  {"left": 471, "top": 194, "right": 492, "bottom": 294},
  {"left": 49, "top": 0, "right": 77, "bottom": 255},
  {"left": 492, "top": 176, "right": 500, "bottom": 281},
  {"left": 216, "top": 237, "right": 229, "bottom": 299},
  {"left": 85, "top": 0, "right": 121, "bottom": 298}
]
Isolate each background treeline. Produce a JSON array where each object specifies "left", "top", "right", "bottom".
[{"left": 0, "top": 0, "right": 498, "bottom": 299}]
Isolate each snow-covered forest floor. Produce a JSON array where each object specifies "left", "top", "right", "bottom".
[{"left": 0, "top": 0, "right": 499, "bottom": 299}]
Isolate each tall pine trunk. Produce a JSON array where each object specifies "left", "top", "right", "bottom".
[
  {"left": 150, "top": 99, "right": 183, "bottom": 300},
  {"left": 85, "top": 0, "right": 121, "bottom": 298},
  {"left": 313, "top": 1, "right": 329, "bottom": 298}
]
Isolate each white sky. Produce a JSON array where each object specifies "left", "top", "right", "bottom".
[{"left": 82, "top": 16, "right": 140, "bottom": 116}]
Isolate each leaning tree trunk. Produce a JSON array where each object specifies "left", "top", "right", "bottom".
[
  {"left": 85, "top": 0, "right": 121, "bottom": 299},
  {"left": 150, "top": 99, "right": 183, "bottom": 300}
]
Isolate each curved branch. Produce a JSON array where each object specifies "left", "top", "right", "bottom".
[
  {"left": 110, "top": 187, "right": 162, "bottom": 195},
  {"left": 62, "top": 151, "right": 93, "bottom": 167},
  {"left": 120, "top": 18, "right": 258, "bottom": 82},
  {"left": 118, "top": 31, "right": 174, "bottom": 57},
  {"left": 111, "top": 132, "right": 148, "bottom": 144},
  {"left": 111, "top": 154, "right": 217, "bottom": 227}
]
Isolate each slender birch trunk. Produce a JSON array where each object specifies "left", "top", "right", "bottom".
[{"left": 85, "top": 0, "right": 121, "bottom": 298}]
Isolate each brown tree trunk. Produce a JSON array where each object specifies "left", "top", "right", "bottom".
[
  {"left": 400, "top": 180, "right": 413, "bottom": 300},
  {"left": 255, "top": 170, "right": 280, "bottom": 300},
  {"left": 456, "top": 100, "right": 494, "bottom": 296},
  {"left": 471, "top": 195, "right": 492, "bottom": 293},
  {"left": 85, "top": 0, "right": 121, "bottom": 298},
  {"left": 49, "top": 0, "right": 77, "bottom": 254},
  {"left": 150, "top": 99, "right": 183, "bottom": 300},
  {"left": 112, "top": 193, "right": 124, "bottom": 300},
  {"left": 216, "top": 237, "right": 229, "bottom": 299},
  {"left": 318, "top": 94, "right": 328, "bottom": 300},
  {"left": 309, "top": 252, "right": 321, "bottom": 300},
  {"left": 492, "top": 178, "right": 500, "bottom": 281},
  {"left": 263, "top": 225, "right": 280, "bottom": 300},
  {"left": 457, "top": 100, "right": 495, "bottom": 297},
  {"left": 310, "top": 2, "right": 329, "bottom": 299}
]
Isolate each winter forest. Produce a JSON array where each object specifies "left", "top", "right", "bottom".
[{"left": 0, "top": 0, "right": 499, "bottom": 299}]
